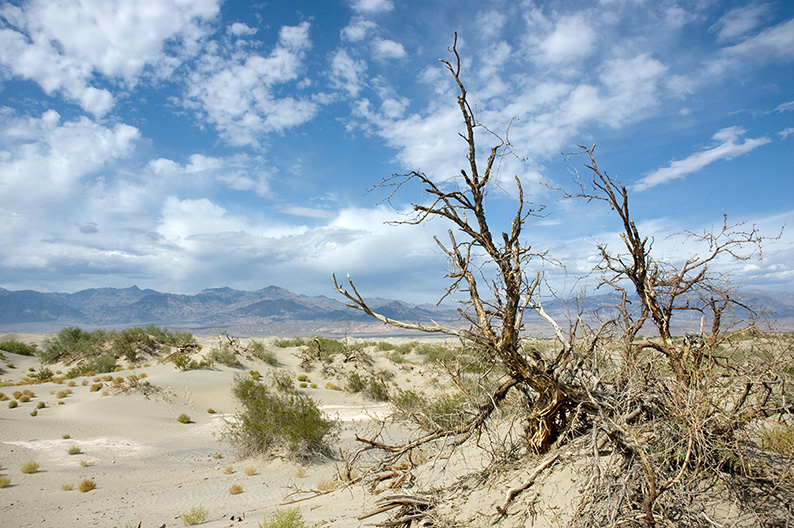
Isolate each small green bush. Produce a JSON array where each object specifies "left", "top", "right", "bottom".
[
  {"left": 8, "top": 400, "right": 18, "bottom": 409},
  {"left": 386, "top": 351, "right": 406, "bottom": 364},
  {"left": 173, "top": 353, "right": 214, "bottom": 371},
  {"left": 346, "top": 372, "right": 389, "bottom": 401},
  {"left": 208, "top": 345, "right": 238, "bottom": 367},
  {"left": 30, "top": 409, "right": 37, "bottom": 417},
  {"left": 225, "top": 376, "right": 336, "bottom": 458},
  {"left": 180, "top": 504, "right": 209, "bottom": 526},
  {"left": 250, "top": 340, "right": 278, "bottom": 365},
  {"left": 392, "top": 389, "right": 472, "bottom": 431},
  {"left": 259, "top": 507, "right": 313, "bottom": 528},
  {"left": 178, "top": 414, "right": 192, "bottom": 424},
  {"left": 273, "top": 337, "right": 305, "bottom": 348},
  {"left": 0, "top": 475, "right": 11, "bottom": 488},
  {"left": 0, "top": 339, "right": 38, "bottom": 356},
  {"left": 269, "top": 370, "right": 295, "bottom": 393},
  {"left": 67, "top": 445, "right": 82, "bottom": 455}
]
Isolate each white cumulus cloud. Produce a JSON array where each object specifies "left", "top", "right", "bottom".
[{"left": 0, "top": 0, "right": 220, "bottom": 115}]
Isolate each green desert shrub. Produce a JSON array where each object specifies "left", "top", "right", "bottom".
[
  {"left": 259, "top": 507, "right": 313, "bottom": 528},
  {"left": 269, "top": 369, "right": 295, "bottom": 394},
  {"left": 346, "top": 372, "right": 389, "bottom": 401},
  {"left": 250, "top": 340, "right": 278, "bottom": 365},
  {"left": 207, "top": 344, "right": 238, "bottom": 367},
  {"left": 177, "top": 413, "right": 191, "bottom": 424},
  {"left": 392, "top": 390, "right": 472, "bottom": 431},
  {"left": 39, "top": 327, "right": 107, "bottom": 364},
  {"left": 0, "top": 339, "right": 38, "bottom": 356},
  {"left": 172, "top": 353, "right": 214, "bottom": 371},
  {"left": 225, "top": 375, "right": 336, "bottom": 458},
  {"left": 273, "top": 337, "right": 305, "bottom": 348},
  {"left": 30, "top": 367, "right": 53, "bottom": 381},
  {"left": 0, "top": 475, "right": 11, "bottom": 488},
  {"left": 110, "top": 327, "right": 158, "bottom": 362},
  {"left": 8, "top": 400, "right": 18, "bottom": 409}
]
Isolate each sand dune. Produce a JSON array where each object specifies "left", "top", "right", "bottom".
[{"left": 0, "top": 335, "right": 433, "bottom": 528}]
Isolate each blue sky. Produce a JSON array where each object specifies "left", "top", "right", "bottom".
[{"left": 0, "top": 0, "right": 792, "bottom": 303}]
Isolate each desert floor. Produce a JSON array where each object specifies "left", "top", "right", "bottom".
[{"left": 0, "top": 333, "right": 464, "bottom": 528}]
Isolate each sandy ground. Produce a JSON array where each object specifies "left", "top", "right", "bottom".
[
  {"left": 0, "top": 333, "right": 587, "bottom": 528},
  {"left": 0, "top": 334, "right": 446, "bottom": 528}
]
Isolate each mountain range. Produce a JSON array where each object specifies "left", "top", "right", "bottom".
[{"left": 1, "top": 286, "right": 792, "bottom": 337}]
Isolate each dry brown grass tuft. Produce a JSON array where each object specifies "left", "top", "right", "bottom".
[
  {"left": 78, "top": 479, "right": 96, "bottom": 493},
  {"left": 20, "top": 460, "right": 39, "bottom": 474},
  {"left": 244, "top": 466, "right": 256, "bottom": 476},
  {"left": 229, "top": 484, "right": 244, "bottom": 495}
]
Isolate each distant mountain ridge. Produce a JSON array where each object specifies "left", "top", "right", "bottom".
[
  {"left": 0, "top": 285, "right": 457, "bottom": 336},
  {"left": 0, "top": 286, "right": 792, "bottom": 336}
]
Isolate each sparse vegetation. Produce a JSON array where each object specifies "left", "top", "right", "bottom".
[
  {"left": 67, "top": 445, "right": 81, "bottom": 455},
  {"left": 40, "top": 325, "right": 197, "bottom": 373},
  {"left": 20, "top": 460, "right": 39, "bottom": 474},
  {"left": 79, "top": 459, "right": 94, "bottom": 467},
  {"left": 259, "top": 508, "right": 313, "bottom": 528},
  {"left": 345, "top": 372, "right": 388, "bottom": 401},
  {"left": 229, "top": 483, "right": 243, "bottom": 494},
  {"left": 223, "top": 466, "right": 234, "bottom": 474},
  {"left": 0, "top": 339, "right": 38, "bottom": 356},
  {"left": 78, "top": 479, "right": 96, "bottom": 492},
  {"left": 177, "top": 413, "right": 191, "bottom": 424},
  {"left": 268, "top": 369, "right": 294, "bottom": 394},
  {"left": 225, "top": 375, "right": 337, "bottom": 458},
  {"left": 251, "top": 341, "right": 277, "bottom": 365},
  {"left": 315, "top": 478, "right": 340, "bottom": 492},
  {"left": 207, "top": 344, "right": 238, "bottom": 367},
  {"left": 180, "top": 505, "right": 209, "bottom": 526},
  {"left": 8, "top": 400, "right": 17, "bottom": 409},
  {"left": 172, "top": 353, "right": 213, "bottom": 371},
  {"left": 61, "top": 482, "right": 73, "bottom": 491},
  {"left": 31, "top": 367, "right": 54, "bottom": 381},
  {"left": 0, "top": 475, "right": 11, "bottom": 488},
  {"left": 244, "top": 466, "right": 256, "bottom": 476},
  {"left": 273, "top": 337, "right": 305, "bottom": 348}
]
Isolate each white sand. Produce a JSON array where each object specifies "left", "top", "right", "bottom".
[
  {"left": 0, "top": 334, "right": 575, "bottom": 528},
  {"left": 0, "top": 336, "right": 419, "bottom": 528}
]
